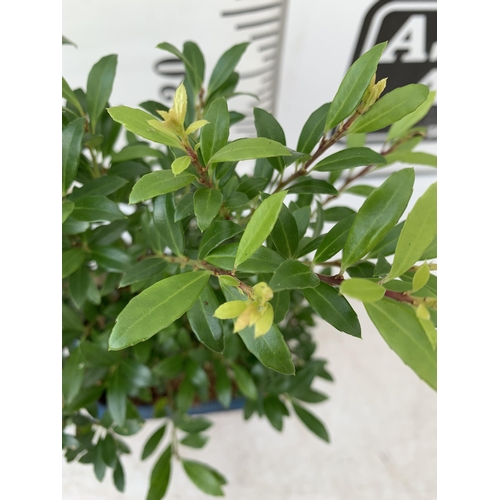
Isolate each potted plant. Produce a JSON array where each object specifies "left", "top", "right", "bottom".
[{"left": 62, "top": 38, "right": 437, "bottom": 498}]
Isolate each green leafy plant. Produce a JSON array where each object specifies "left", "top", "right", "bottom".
[{"left": 62, "top": 38, "right": 437, "bottom": 498}]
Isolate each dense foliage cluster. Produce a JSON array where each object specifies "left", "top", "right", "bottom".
[{"left": 62, "top": 38, "right": 437, "bottom": 498}]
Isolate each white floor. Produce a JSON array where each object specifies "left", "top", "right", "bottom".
[{"left": 62, "top": 302, "right": 436, "bottom": 500}]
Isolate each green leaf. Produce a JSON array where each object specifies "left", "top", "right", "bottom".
[
  {"left": 314, "top": 147, "right": 387, "bottom": 172},
  {"left": 208, "top": 42, "right": 249, "bottom": 95},
  {"left": 297, "top": 103, "right": 329, "bottom": 155},
  {"left": 206, "top": 243, "right": 284, "bottom": 273},
  {"left": 102, "top": 434, "right": 117, "bottom": 467},
  {"left": 340, "top": 278, "right": 386, "bottom": 302},
  {"left": 153, "top": 193, "right": 185, "bottom": 256},
  {"left": 71, "top": 196, "right": 125, "bottom": 222},
  {"left": 270, "top": 203, "right": 299, "bottom": 259},
  {"left": 174, "top": 415, "right": 212, "bottom": 434},
  {"left": 291, "top": 206, "right": 311, "bottom": 240},
  {"left": 287, "top": 178, "right": 338, "bottom": 195},
  {"left": 182, "top": 460, "right": 225, "bottom": 497},
  {"left": 347, "top": 133, "right": 366, "bottom": 148},
  {"left": 236, "top": 177, "right": 269, "bottom": 200},
  {"left": 62, "top": 77, "right": 85, "bottom": 116},
  {"left": 93, "top": 439, "right": 106, "bottom": 482},
  {"left": 269, "top": 260, "right": 320, "bottom": 292},
  {"left": 341, "top": 168, "right": 415, "bottom": 271},
  {"left": 153, "top": 354, "right": 184, "bottom": 379},
  {"left": 412, "top": 263, "right": 430, "bottom": 293},
  {"left": 108, "top": 161, "right": 150, "bottom": 180},
  {"left": 62, "top": 201, "right": 75, "bottom": 223},
  {"left": 200, "top": 98, "right": 230, "bottom": 165},
  {"left": 325, "top": 42, "right": 387, "bottom": 131},
  {"left": 234, "top": 191, "right": 287, "bottom": 268},
  {"left": 129, "top": 170, "right": 196, "bottom": 204},
  {"left": 181, "top": 433, "right": 209, "bottom": 449},
  {"left": 232, "top": 364, "right": 258, "bottom": 400},
  {"left": 120, "top": 258, "right": 168, "bottom": 287},
  {"left": 349, "top": 84, "right": 430, "bottom": 134},
  {"left": 198, "top": 221, "right": 243, "bottom": 260},
  {"left": 270, "top": 290, "right": 290, "bottom": 324},
  {"left": 344, "top": 185, "right": 375, "bottom": 197},
  {"left": 62, "top": 35, "right": 77, "bottom": 47},
  {"left": 62, "top": 347, "right": 85, "bottom": 403},
  {"left": 87, "top": 55, "right": 118, "bottom": 133},
  {"left": 385, "top": 151, "right": 437, "bottom": 168},
  {"left": 183, "top": 41, "right": 205, "bottom": 92},
  {"left": 187, "top": 285, "right": 224, "bottom": 352},
  {"left": 229, "top": 111, "right": 245, "bottom": 125},
  {"left": 303, "top": 282, "right": 361, "bottom": 337},
  {"left": 69, "top": 176, "right": 128, "bottom": 200},
  {"left": 385, "top": 182, "right": 437, "bottom": 281},
  {"left": 324, "top": 206, "right": 356, "bottom": 222},
  {"left": 209, "top": 138, "right": 291, "bottom": 164},
  {"left": 109, "top": 272, "right": 211, "bottom": 350},
  {"left": 139, "top": 100, "right": 170, "bottom": 119},
  {"left": 214, "top": 360, "right": 232, "bottom": 408},
  {"left": 174, "top": 192, "right": 194, "bottom": 222},
  {"left": 91, "top": 246, "right": 131, "bottom": 273},
  {"left": 421, "top": 235, "right": 437, "bottom": 260},
  {"left": 365, "top": 299, "right": 437, "bottom": 389},
  {"left": 224, "top": 191, "right": 249, "bottom": 210},
  {"left": 113, "top": 459, "right": 125, "bottom": 492},
  {"left": 368, "top": 221, "right": 404, "bottom": 257},
  {"left": 292, "top": 402, "right": 330, "bottom": 442},
  {"left": 107, "top": 106, "right": 179, "bottom": 148},
  {"left": 387, "top": 91, "right": 436, "bottom": 141},
  {"left": 69, "top": 265, "right": 90, "bottom": 308},
  {"left": 193, "top": 188, "right": 223, "bottom": 232},
  {"left": 176, "top": 378, "right": 196, "bottom": 414},
  {"left": 62, "top": 248, "right": 87, "bottom": 279},
  {"left": 107, "top": 370, "right": 127, "bottom": 427},
  {"left": 314, "top": 214, "right": 355, "bottom": 263},
  {"left": 112, "top": 144, "right": 165, "bottom": 163},
  {"left": 254, "top": 107, "right": 286, "bottom": 173},
  {"left": 263, "top": 395, "right": 288, "bottom": 431},
  {"left": 62, "top": 117, "right": 85, "bottom": 193},
  {"left": 418, "top": 313, "right": 437, "bottom": 350},
  {"left": 146, "top": 446, "right": 172, "bottom": 500}
]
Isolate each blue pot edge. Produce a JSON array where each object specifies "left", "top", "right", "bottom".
[{"left": 97, "top": 397, "right": 246, "bottom": 420}]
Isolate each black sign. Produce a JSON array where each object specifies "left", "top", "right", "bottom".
[{"left": 352, "top": 0, "right": 437, "bottom": 140}]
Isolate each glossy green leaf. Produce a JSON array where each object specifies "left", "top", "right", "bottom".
[
  {"left": 342, "top": 168, "right": 415, "bottom": 271},
  {"left": 385, "top": 182, "right": 437, "bottom": 281},
  {"left": 235, "top": 191, "right": 287, "bottom": 268},
  {"left": 347, "top": 133, "right": 366, "bottom": 148},
  {"left": 324, "top": 206, "right": 356, "bottom": 222},
  {"left": 139, "top": 100, "right": 169, "bottom": 119},
  {"left": 292, "top": 402, "right": 330, "bottom": 442},
  {"left": 174, "top": 192, "right": 194, "bottom": 222},
  {"left": 349, "top": 84, "right": 429, "bottom": 134},
  {"left": 295, "top": 236, "right": 325, "bottom": 259},
  {"left": 287, "top": 178, "right": 338, "bottom": 195},
  {"left": 62, "top": 201, "right": 75, "bottom": 222},
  {"left": 69, "top": 265, "right": 90, "bottom": 308},
  {"left": 129, "top": 170, "right": 196, "bottom": 204},
  {"left": 314, "top": 147, "right": 387, "bottom": 172},
  {"left": 412, "top": 263, "right": 430, "bottom": 293},
  {"left": 206, "top": 243, "right": 284, "bottom": 273},
  {"left": 120, "top": 258, "right": 168, "bottom": 287},
  {"left": 71, "top": 196, "right": 125, "bottom": 222},
  {"left": 344, "top": 185, "right": 375, "bottom": 197},
  {"left": 62, "top": 77, "right": 85, "bottom": 116},
  {"left": 200, "top": 98, "right": 230, "bottom": 165},
  {"left": 269, "top": 260, "right": 320, "bottom": 292},
  {"left": 198, "top": 221, "right": 243, "bottom": 260},
  {"left": 385, "top": 151, "right": 437, "bottom": 168},
  {"left": 146, "top": 446, "right": 172, "bottom": 500},
  {"left": 368, "top": 221, "right": 404, "bottom": 257},
  {"left": 208, "top": 42, "right": 249, "bottom": 95},
  {"left": 387, "top": 91, "right": 436, "bottom": 141},
  {"left": 232, "top": 365, "right": 257, "bottom": 400},
  {"left": 304, "top": 282, "right": 361, "bottom": 337},
  {"left": 112, "top": 144, "right": 165, "bottom": 163},
  {"left": 291, "top": 206, "right": 311, "bottom": 240},
  {"left": 254, "top": 107, "right": 286, "bottom": 173},
  {"left": 187, "top": 285, "right": 224, "bottom": 352},
  {"left": 87, "top": 55, "right": 117, "bottom": 133},
  {"left": 62, "top": 248, "right": 87, "bottom": 279},
  {"left": 107, "top": 370, "right": 127, "bottom": 427},
  {"left": 365, "top": 299, "right": 437, "bottom": 389},
  {"left": 91, "top": 246, "right": 131, "bottom": 273},
  {"left": 209, "top": 138, "right": 291, "bottom": 164},
  {"left": 297, "top": 103, "right": 329, "bottom": 155},
  {"left": 236, "top": 177, "right": 269, "bottom": 200},
  {"left": 270, "top": 203, "right": 299, "bottom": 259},
  {"left": 193, "top": 188, "right": 223, "bottom": 232},
  {"left": 181, "top": 433, "right": 209, "bottom": 449},
  {"left": 182, "top": 460, "right": 225, "bottom": 497},
  {"left": 153, "top": 193, "right": 185, "bottom": 256},
  {"left": 108, "top": 161, "right": 150, "bottom": 180},
  {"left": 418, "top": 313, "right": 437, "bottom": 350},
  {"left": 62, "top": 347, "right": 85, "bottom": 403},
  {"left": 314, "top": 214, "right": 355, "bottom": 263},
  {"left": 183, "top": 41, "right": 205, "bottom": 92},
  {"left": 107, "top": 106, "right": 179, "bottom": 148},
  {"left": 340, "top": 278, "right": 385, "bottom": 302},
  {"left": 270, "top": 290, "right": 290, "bottom": 324},
  {"left": 62, "top": 117, "right": 85, "bottom": 193},
  {"left": 224, "top": 191, "right": 249, "bottom": 210},
  {"left": 109, "top": 272, "right": 211, "bottom": 350},
  {"left": 69, "top": 176, "right": 128, "bottom": 201},
  {"left": 325, "top": 42, "right": 387, "bottom": 131}
]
